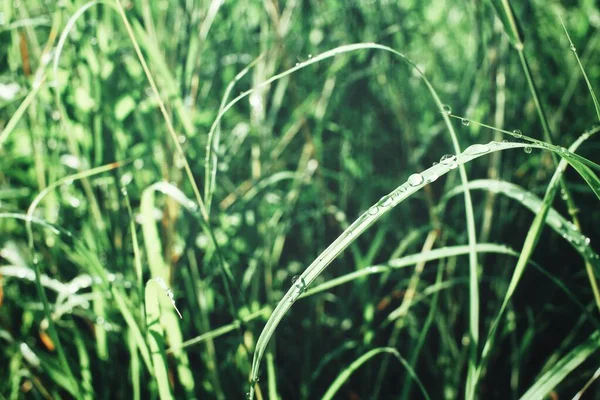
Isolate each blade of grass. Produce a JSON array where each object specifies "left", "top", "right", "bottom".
[
  {"left": 475, "top": 128, "right": 598, "bottom": 385},
  {"left": 248, "top": 138, "right": 600, "bottom": 398},
  {"left": 519, "top": 331, "right": 600, "bottom": 400},
  {"left": 145, "top": 279, "right": 173, "bottom": 400},
  {"left": 321, "top": 347, "right": 430, "bottom": 400}
]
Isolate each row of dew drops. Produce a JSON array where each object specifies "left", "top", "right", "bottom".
[
  {"left": 249, "top": 110, "right": 595, "bottom": 400},
  {"left": 283, "top": 110, "right": 597, "bottom": 306},
  {"left": 282, "top": 124, "right": 510, "bottom": 305}
]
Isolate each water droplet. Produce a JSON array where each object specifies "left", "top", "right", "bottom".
[
  {"left": 380, "top": 195, "right": 393, "bottom": 207},
  {"left": 308, "top": 54, "right": 313, "bottom": 58},
  {"left": 292, "top": 275, "right": 306, "bottom": 291},
  {"left": 570, "top": 43, "right": 576, "bottom": 52},
  {"left": 368, "top": 206, "right": 379, "bottom": 215},
  {"left": 426, "top": 173, "right": 439, "bottom": 183},
  {"left": 51, "top": 110, "right": 60, "bottom": 121},
  {"left": 295, "top": 62, "right": 299, "bottom": 66},
  {"left": 96, "top": 316, "right": 105, "bottom": 325},
  {"left": 441, "top": 104, "right": 452, "bottom": 115},
  {"left": 407, "top": 173, "right": 424, "bottom": 186},
  {"left": 524, "top": 146, "right": 532, "bottom": 154},
  {"left": 512, "top": 129, "right": 523, "bottom": 139},
  {"left": 558, "top": 190, "right": 567, "bottom": 201},
  {"left": 440, "top": 154, "right": 457, "bottom": 169},
  {"left": 461, "top": 118, "right": 470, "bottom": 126},
  {"left": 463, "top": 144, "right": 489, "bottom": 155},
  {"left": 585, "top": 237, "right": 591, "bottom": 245},
  {"left": 178, "top": 135, "right": 186, "bottom": 144}
]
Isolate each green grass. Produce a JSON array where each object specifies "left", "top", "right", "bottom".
[{"left": 1, "top": 0, "right": 600, "bottom": 399}]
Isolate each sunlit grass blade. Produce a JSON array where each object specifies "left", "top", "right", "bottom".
[
  {"left": 145, "top": 279, "right": 173, "bottom": 400},
  {"left": 139, "top": 182, "right": 196, "bottom": 393}
]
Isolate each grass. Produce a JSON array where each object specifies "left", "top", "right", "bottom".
[{"left": 1, "top": 0, "right": 600, "bottom": 399}]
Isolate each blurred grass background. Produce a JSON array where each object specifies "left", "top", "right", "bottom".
[{"left": 1, "top": 0, "right": 600, "bottom": 399}]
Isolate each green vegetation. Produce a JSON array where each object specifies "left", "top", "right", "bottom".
[{"left": 1, "top": 0, "right": 600, "bottom": 399}]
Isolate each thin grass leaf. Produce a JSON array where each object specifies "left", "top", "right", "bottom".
[
  {"left": 248, "top": 138, "right": 600, "bottom": 397},
  {"left": 321, "top": 347, "right": 430, "bottom": 400},
  {"left": 519, "top": 331, "right": 600, "bottom": 400},
  {"left": 476, "top": 129, "right": 597, "bottom": 383},
  {"left": 559, "top": 17, "right": 600, "bottom": 121},
  {"left": 440, "top": 179, "right": 600, "bottom": 270},
  {"left": 145, "top": 279, "right": 173, "bottom": 400}
]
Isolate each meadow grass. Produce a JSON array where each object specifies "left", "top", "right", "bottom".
[{"left": 1, "top": 0, "right": 600, "bottom": 399}]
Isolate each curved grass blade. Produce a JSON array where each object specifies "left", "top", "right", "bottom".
[
  {"left": 205, "top": 47, "right": 482, "bottom": 378},
  {"left": 321, "top": 347, "right": 430, "bottom": 400},
  {"left": 519, "top": 331, "right": 600, "bottom": 400},
  {"left": 168, "top": 243, "right": 516, "bottom": 354},
  {"left": 475, "top": 129, "right": 598, "bottom": 384},
  {"left": 440, "top": 179, "right": 600, "bottom": 270},
  {"left": 248, "top": 139, "right": 600, "bottom": 398},
  {"left": 204, "top": 53, "right": 265, "bottom": 212}
]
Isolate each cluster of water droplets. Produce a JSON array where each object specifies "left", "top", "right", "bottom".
[
  {"left": 440, "top": 154, "right": 458, "bottom": 169},
  {"left": 154, "top": 277, "right": 183, "bottom": 318}
]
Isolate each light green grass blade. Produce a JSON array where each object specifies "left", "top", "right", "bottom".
[
  {"left": 168, "top": 242, "right": 524, "bottom": 354},
  {"left": 519, "top": 331, "right": 600, "bottom": 400},
  {"left": 321, "top": 347, "right": 430, "bottom": 400},
  {"left": 476, "top": 129, "right": 598, "bottom": 382},
  {"left": 74, "top": 329, "right": 94, "bottom": 400},
  {"left": 128, "top": 328, "right": 142, "bottom": 400},
  {"left": 204, "top": 54, "right": 265, "bottom": 212},
  {"left": 489, "top": 0, "right": 524, "bottom": 49},
  {"left": 440, "top": 179, "right": 600, "bottom": 269},
  {"left": 139, "top": 182, "right": 196, "bottom": 394},
  {"left": 248, "top": 138, "right": 600, "bottom": 397},
  {"left": 113, "top": 0, "right": 209, "bottom": 223},
  {"left": 559, "top": 17, "right": 600, "bottom": 121},
  {"left": 206, "top": 46, "right": 481, "bottom": 384},
  {"left": 145, "top": 279, "right": 173, "bottom": 400}
]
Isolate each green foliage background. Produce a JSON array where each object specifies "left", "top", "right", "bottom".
[{"left": 1, "top": 0, "right": 600, "bottom": 399}]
